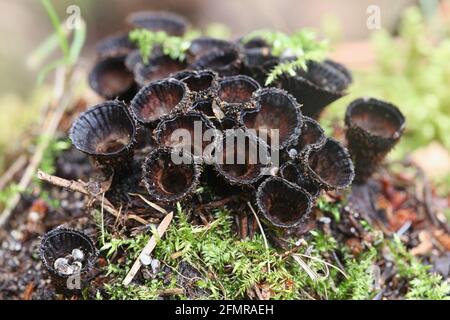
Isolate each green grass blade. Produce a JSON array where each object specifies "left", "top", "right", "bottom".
[
  {"left": 68, "top": 18, "right": 86, "bottom": 65},
  {"left": 41, "top": 0, "right": 69, "bottom": 61}
]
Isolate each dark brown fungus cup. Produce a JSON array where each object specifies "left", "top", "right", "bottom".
[
  {"left": 288, "top": 116, "right": 326, "bottom": 158},
  {"left": 242, "top": 48, "right": 279, "bottom": 86},
  {"left": 134, "top": 54, "right": 187, "bottom": 87},
  {"left": 215, "top": 75, "right": 260, "bottom": 113},
  {"left": 256, "top": 176, "right": 313, "bottom": 228},
  {"left": 172, "top": 69, "right": 218, "bottom": 100},
  {"left": 240, "top": 87, "right": 302, "bottom": 150},
  {"left": 126, "top": 11, "right": 188, "bottom": 36},
  {"left": 142, "top": 147, "right": 201, "bottom": 202},
  {"left": 301, "top": 138, "right": 354, "bottom": 190},
  {"left": 89, "top": 56, "right": 138, "bottom": 101},
  {"left": 39, "top": 227, "right": 98, "bottom": 294},
  {"left": 279, "top": 161, "right": 321, "bottom": 198},
  {"left": 214, "top": 129, "right": 271, "bottom": 186},
  {"left": 125, "top": 49, "right": 143, "bottom": 71},
  {"left": 155, "top": 111, "right": 218, "bottom": 160},
  {"left": 277, "top": 60, "right": 352, "bottom": 119},
  {"left": 191, "top": 46, "right": 243, "bottom": 77},
  {"left": 95, "top": 33, "right": 135, "bottom": 58},
  {"left": 130, "top": 79, "right": 190, "bottom": 127},
  {"left": 69, "top": 101, "right": 136, "bottom": 170},
  {"left": 345, "top": 97, "right": 405, "bottom": 184},
  {"left": 187, "top": 37, "right": 240, "bottom": 63}
]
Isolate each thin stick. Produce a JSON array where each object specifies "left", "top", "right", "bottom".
[
  {"left": 122, "top": 212, "right": 173, "bottom": 286},
  {"left": 36, "top": 170, "right": 149, "bottom": 225},
  {"left": 0, "top": 155, "right": 27, "bottom": 191}
]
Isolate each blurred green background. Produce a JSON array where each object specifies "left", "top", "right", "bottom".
[{"left": 0, "top": 0, "right": 449, "bottom": 188}]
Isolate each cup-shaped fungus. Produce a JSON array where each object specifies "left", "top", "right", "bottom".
[
  {"left": 69, "top": 101, "right": 136, "bottom": 170},
  {"left": 279, "top": 161, "right": 321, "bottom": 198},
  {"left": 256, "top": 176, "right": 313, "bottom": 228},
  {"left": 172, "top": 69, "right": 218, "bottom": 101},
  {"left": 240, "top": 88, "right": 302, "bottom": 150},
  {"left": 155, "top": 111, "right": 218, "bottom": 160},
  {"left": 301, "top": 138, "right": 354, "bottom": 190},
  {"left": 277, "top": 60, "right": 351, "bottom": 119},
  {"left": 214, "top": 129, "right": 271, "bottom": 186},
  {"left": 288, "top": 116, "right": 326, "bottom": 158},
  {"left": 142, "top": 147, "right": 201, "bottom": 202},
  {"left": 130, "top": 79, "right": 190, "bottom": 127},
  {"left": 215, "top": 75, "right": 260, "bottom": 113},
  {"left": 39, "top": 228, "right": 98, "bottom": 294},
  {"left": 191, "top": 46, "right": 243, "bottom": 77},
  {"left": 345, "top": 97, "right": 405, "bottom": 184},
  {"left": 134, "top": 54, "right": 187, "bottom": 87},
  {"left": 89, "top": 56, "right": 138, "bottom": 101}
]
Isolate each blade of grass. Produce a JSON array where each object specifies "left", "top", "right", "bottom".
[
  {"left": 68, "top": 19, "right": 86, "bottom": 65},
  {"left": 41, "top": 0, "right": 69, "bottom": 61}
]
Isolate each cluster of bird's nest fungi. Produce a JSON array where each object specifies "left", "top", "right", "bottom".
[{"left": 39, "top": 11, "right": 406, "bottom": 292}]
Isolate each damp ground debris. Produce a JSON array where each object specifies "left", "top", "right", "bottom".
[{"left": 0, "top": 8, "right": 449, "bottom": 300}]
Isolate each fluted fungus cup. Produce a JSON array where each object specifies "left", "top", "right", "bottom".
[
  {"left": 240, "top": 87, "right": 302, "bottom": 151},
  {"left": 142, "top": 147, "right": 201, "bottom": 202},
  {"left": 39, "top": 228, "right": 98, "bottom": 295},
  {"left": 134, "top": 54, "right": 187, "bottom": 87},
  {"left": 301, "top": 138, "right": 355, "bottom": 191},
  {"left": 215, "top": 75, "right": 260, "bottom": 115},
  {"left": 172, "top": 69, "right": 218, "bottom": 101},
  {"left": 89, "top": 56, "right": 138, "bottom": 102},
  {"left": 278, "top": 60, "right": 351, "bottom": 120},
  {"left": 130, "top": 78, "right": 190, "bottom": 127},
  {"left": 345, "top": 97, "right": 406, "bottom": 184},
  {"left": 214, "top": 129, "right": 271, "bottom": 186},
  {"left": 256, "top": 176, "right": 313, "bottom": 229},
  {"left": 69, "top": 101, "right": 136, "bottom": 173},
  {"left": 280, "top": 161, "right": 321, "bottom": 198},
  {"left": 288, "top": 116, "right": 326, "bottom": 159}
]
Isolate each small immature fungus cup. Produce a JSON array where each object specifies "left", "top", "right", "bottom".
[
  {"left": 69, "top": 101, "right": 136, "bottom": 169},
  {"left": 280, "top": 161, "right": 321, "bottom": 198},
  {"left": 142, "top": 147, "right": 201, "bottom": 202},
  {"left": 240, "top": 87, "right": 302, "bottom": 150},
  {"left": 242, "top": 47, "right": 279, "bottom": 86},
  {"left": 301, "top": 137, "right": 355, "bottom": 190},
  {"left": 39, "top": 228, "right": 98, "bottom": 294},
  {"left": 215, "top": 75, "right": 260, "bottom": 113},
  {"left": 214, "top": 129, "right": 271, "bottom": 186},
  {"left": 130, "top": 78, "right": 190, "bottom": 127},
  {"left": 134, "top": 54, "right": 187, "bottom": 87},
  {"left": 172, "top": 69, "right": 218, "bottom": 101},
  {"left": 256, "top": 176, "right": 313, "bottom": 228},
  {"left": 289, "top": 116, "right": 326, "bottom": 158},
  {"left": 126, "top": 11, "right": 188, "bottom": 36},
  {"left": 89, "top": 56, "right": 138, "bottom": 101},
  {"left": 278, "top": 60, "right": 351, "bottom": 120},
  {"left": 345, "top": 97, "right": 406, "bottom": 184},
  {"left": 155, "top": 111, "right": 218, "bottom": 159}
]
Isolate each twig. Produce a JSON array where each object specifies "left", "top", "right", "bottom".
[
  {"left": 157, "top": 288, "right": 184, "bottom": 296},
  {"left": 128, "top": 193, "right": 168, "bottom": 214},
  {"left": 36, "top": 170, "right": 148, "bottom": 225},
  {"left": 0, "top": 155, "right": 27, "bottom": 191},
  {"left": 123, "top": 212, "right": 174, "bottom": 286}
]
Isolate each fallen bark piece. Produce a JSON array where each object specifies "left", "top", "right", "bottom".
[{"left": 122, "top": 211, "right": 174, "bottom": 286}]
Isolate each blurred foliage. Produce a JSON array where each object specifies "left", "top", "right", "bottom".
[{"left": 325, "top": 6, "right": 450, "bottom": 160}]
